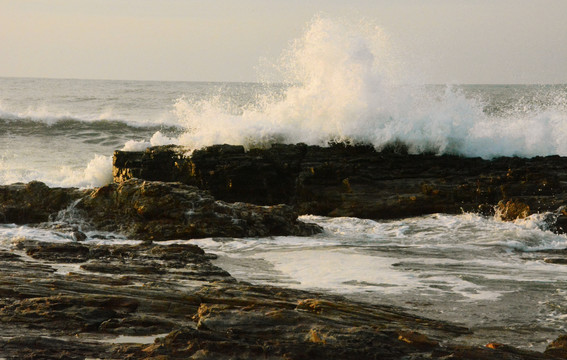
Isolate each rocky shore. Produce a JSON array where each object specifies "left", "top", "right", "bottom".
[
  {"left": 3, "top": 143, "right": 567, "bottom": 358},
  {"left": 2, "top": 238, "right": 567, "bottom": 359},
  {"left": 0, "top": 178, "right": 321, "bottom": 240},
  {"left": 114, "top": 143, "right": 567, "bottom": 228}
]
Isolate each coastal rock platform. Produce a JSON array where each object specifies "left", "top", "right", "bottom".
[
  {"left": 114, "top": 143, "right": 567, "bottom": 226},
  {"left": 0, "top": 178, "right": 321, "bottom": 241},
  {"left": 3, "top": 143, "right": 567, "bottom": 358},
  {"left": 1, "top": 239, "right": 564, "bottom": 359}
]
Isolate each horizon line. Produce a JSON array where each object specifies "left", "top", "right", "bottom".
[{"left": 1, "top": 75, "right": 567, "bottom": 87}]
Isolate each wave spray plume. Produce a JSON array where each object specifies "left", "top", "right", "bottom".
[{"left": 174, "top": 16, "right": 567, "bottom": 159}]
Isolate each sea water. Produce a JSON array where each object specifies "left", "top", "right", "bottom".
[{"left": 1, "top": 16, "right": 567, "bottom": 350}]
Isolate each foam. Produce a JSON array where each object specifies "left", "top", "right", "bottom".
[
  {"left": 65, "top": 154, "right": 114, "bottom": 188},
  {"left": 304, "top": 213, "right": 567, "bottom": 252},
  {"left": 121, "top": 131, "right": 176, "bottom": 151},
  {"left": 0, "top": 154, "right": 113, "bottom": 189},
  {"left": 189, "top": 213, "right": 567, "bottom": 304},
  {"left": 168, "top": 16, "right": 567, "bottom": 158}
]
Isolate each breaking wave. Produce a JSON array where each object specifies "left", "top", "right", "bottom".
[{"left": 171, "top": 16, "right": 567, "bottom": 159}]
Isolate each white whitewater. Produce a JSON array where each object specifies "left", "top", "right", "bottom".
[
  {"left": 190, "top": 213, "right": 567, "bottom": 350},
  {"left": 173, "top": 16, "right": 567, "bottom": 159}
]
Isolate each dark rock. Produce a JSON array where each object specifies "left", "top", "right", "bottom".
[
  {"left": 72, "top": 230, "right": 87, "bottom": 242},
  {"left": 397, "top": 330, "right": 439, "bottom": 349},
  {"left": 0, "top": 179, "right": 321, "bottom": 240},
  {"left": 72, "top": 178, "right": 321, "bottom": 240},
  {"left": 0, "top": 336, "right": 110, "bottom": 360},
  {"left": 0, "top": 294, "right": 138, "bottom": 332},
  {"left": 0, "top": 239, "right": 560, "bottom": 359},
  {"left": 551, "top": 213, "right": 567, "bottom": 234},
  {"left": 113, "top": 144, "right": 567, "bottom": 225},
  {"left": 0, "top": 181, "right": 86, "bottom": 224},
  {"left": 544, "top": 258, "right": 567, "bottom": 265},
  {"left": 439, "top": 343, "right": 551, "bottom": 360},
  {"left": 80, "top": 262, "right": 167, "bottom": 275},
  {"left": 545, "top": 334, "right": 567, "bottom": 358},
  {"left": 99, "top": 315, "right": 178, "bottom": 335},
  {"left": 24, "top": 242, "right": 90, "bottom": 263},
  {"left": 113, "top": 144, "right": 190, "bottom": 183}
]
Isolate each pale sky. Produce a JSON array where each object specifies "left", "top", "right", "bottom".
[{"left": 1, "top": 0, "right": 566, "bottom": 84}]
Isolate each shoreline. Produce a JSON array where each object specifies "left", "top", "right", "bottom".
[
  {"left": 2, "top": 143, "right": 567, "bottom": 358},
  {"left": 1, "top": 236, "right": 564, "bottom": 359}
]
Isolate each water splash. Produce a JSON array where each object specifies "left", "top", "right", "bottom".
[{"left": 172, "top": 16, "right": 567, "bottom": 158}]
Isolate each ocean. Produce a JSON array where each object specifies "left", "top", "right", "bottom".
[{"left": 2, "top": 17, "right": 567, "bottom": 351}]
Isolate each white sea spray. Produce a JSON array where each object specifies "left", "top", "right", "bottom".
[{"left": 169, "top": 16, "right": 567, "bottom": 158}]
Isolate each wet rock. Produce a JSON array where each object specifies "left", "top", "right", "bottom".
[
  {"left": 113, "top": 144, "right": 190, "bottom": 183},
  {"left": 544, "top": 258, "right": 567, "bottom": 265},
  {"left": 545, "top": 334, "right": 567, "bottom": 358},
  {"left": 0, "top": 181, "right": 86, "bottom": 224},
  {"left": 72, "top": 230, "right": 87, "bottom": 242},
  {"left": 1, "top": 179, "right": 320, "bottom": 240},
  {"left": 0, "top": 240, "right": 560, "bottom": 359},
  {"left": 24, "top": 242, "right": 90, "bottom": 263},
  {"left": 551, "top": 212, "right": 567, "bottom": 234},
  {"left": 0, "top": 294, "right": 139, "bottom": 332},
  {"left": 496, "top": 199, "right": 531, "bottom": 221},
  {"left": 73, "top": 178, "right": 321, "bottom": 240},
  {"left": 397, "top": 330, "right": 439, "bottom": 350},
  {"left": 0, "top": 241, "right": 219, "bottom": 345},
  {"left": 436, "top": 344, "right": 551, "bottom": 360},
  {"left": 99, "top": 315, "right": 178, "bottom": 335},
  {"left": 113, "top": 144, "right": 567, "bottom": 225},
  {"left": 0, "top": 336, "right": 110, "bottom": 360},
  {"left": 80, "top": 262, "right": 167, "bottom": 275}
]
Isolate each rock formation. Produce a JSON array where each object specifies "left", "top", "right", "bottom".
[
  {"left": 0, "top": 179, "right": 321, "bottom": 240},
  {"left": 114, "top": 143, "right": 567, "bottom": 223},
  {"left": 74, "top": 178, "right": 321, "bottom": 240},
  {"left": 0, "top": 239, "right": 563, "bottom": 359},
  {"left": 0, "top": 181, "right": 85, "bottom": 224}
]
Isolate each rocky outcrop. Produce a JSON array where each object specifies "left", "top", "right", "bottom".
[
  {"left": 74, "top": 179, "right": 321, "bottom": 240},
  {"left": 114, "top": 143, "right": 567, "bottom": 222},
  {"left": 0, "top": 240, "right": 562, "bottom": 359},
  {"left": 0, "top": 181, "right": 85, "bottom": 224},
  {"left": 0, "top": 179, "right": 321, "bottom": 240}
]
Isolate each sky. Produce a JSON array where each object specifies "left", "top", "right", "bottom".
[{"left": 1, "top": 0, "right": 566, "bottom": 84}]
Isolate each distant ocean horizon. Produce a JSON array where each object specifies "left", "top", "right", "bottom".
[{"left": 4, "top": 74, "right": 567, "bottom": 86}]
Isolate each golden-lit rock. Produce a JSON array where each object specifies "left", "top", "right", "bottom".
[{"left": 496, "top": 199, "right": 531, "bottom": 221}]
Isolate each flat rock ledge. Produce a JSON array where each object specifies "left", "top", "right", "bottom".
[
  {"left": 114, "top": 143, "right": 567, "bottom": 230},
  {"left": 1, "top": 240, "right": 565, "bottom": 359}
]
